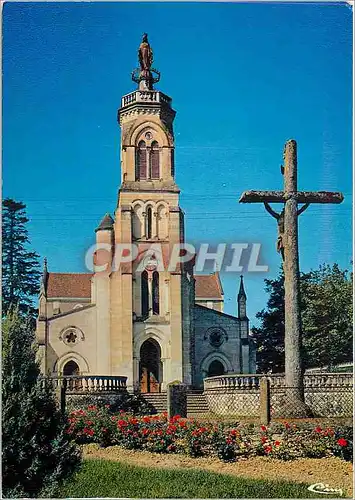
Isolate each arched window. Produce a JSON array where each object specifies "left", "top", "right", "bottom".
[
  {"left": 152, "top": 271, "right": 160, "bottom": 315},
  {"left": 150, "top": 141, "right": 160, "bottom": 179},
  {"left": 171, "top": 149, "right": 175, "bottom": 177},
  {"left": 141, "top": 271, "right": 149, "bottom": 317},
  {"left": 136, "top": 141, "right": 147, "bottom": 180},
  {"left": 146, "top": 207, "right": 153, "bottom": 239}
]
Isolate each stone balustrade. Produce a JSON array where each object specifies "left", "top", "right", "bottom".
[
  {"left": 121, "top": 90, "right": 172, "bottom": 108},
  {"left": 203, "top": 373, "right": 353, "bottom": 417},
  {"left": 204, "top": 372, "right": 353, "bottom": 391},
  {"left": 43, "top": 375, "right": 127, "bottom": 394}
]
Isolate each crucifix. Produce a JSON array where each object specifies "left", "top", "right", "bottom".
[{"left": 240, "top": 139, "right": 344, "bottom": 415}]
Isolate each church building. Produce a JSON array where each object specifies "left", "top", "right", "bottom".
[{"left": 36, "top": 35, "right": 255, "bottom": 391}]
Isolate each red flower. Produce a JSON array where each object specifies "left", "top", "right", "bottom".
[
  {"left": 87, "top": 405, "right": 97, "bottom": 411},
  {"left": 261, "top": 436, "right": 268, "bottom": 444},
  {"left": 178, "top": 421, "right": 187, "bottom": 428},
  {"left": 117, "top": 419, "right": 128, "bottom": 427},
  {"left": 284, "top": 422, "right": 291, "bottom": 429},
  {"left": 314, "top": 426, "right": 322, "bottom": 433},
  {"left": 85, "top": 420, "right": 93, "bottom": 426},
  {"left": 83, "top": 427, "right": 94, "bottom": 436},
  {"left": 260, "top": 425, "right": 267, "bottom": 432},
  {"left": 337, "top": 438, "right": 348, "bottom": 447},
  {"left": 230, "top": 429, "right": 238, "bottom": 437},
  {"left": 143, "top": 416, "right": 151, "bottom": 423},
  {"left": 264, "top": 445, "right": 272, "bottom": 454},
  {"left": 274, "top": 440, "right": 281, "bottom": 446},
  {"left": 142, "top": 428, "right": 150, "bottom": 436},
  {"left": 226, "top": 438, "right": 232, "bottom": 445}
]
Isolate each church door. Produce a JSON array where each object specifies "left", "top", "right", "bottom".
[
  {"left": 139, "top": 339, "right": 162, "bottom": 393},
  {"left": 208, "top": 360, "right": 225, "bottom": 377}
]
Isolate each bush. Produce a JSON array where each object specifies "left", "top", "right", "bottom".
[{"left": 2, "top": 310, "right": 81, "bottom": 498}]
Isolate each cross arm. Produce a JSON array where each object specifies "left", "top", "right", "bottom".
[
  {"left": 239, "top": 190, "right": 344, "bottom": 204},
  {"left": 239, "top": 191, "right": 284, "bottom": 203}
]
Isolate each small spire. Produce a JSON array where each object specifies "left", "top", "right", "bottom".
[
  {"left": 95, "top": 213, "right": 114, "bottom": 232},
  {"left": 41, "top": 257, "right": 49, "bottom": 296},
  {"left": 238, "top": 275, "right": 246, "bottom": 300}
]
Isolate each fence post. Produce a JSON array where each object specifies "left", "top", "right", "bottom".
[
  {"left": 260, "top": 376, "right": 270, "bottom": 425},
  {"left": 167, "top": 382, "right": 187, "bottom": 419},
  {"left": 58, "top": 378, "right": 67, "bottom": 416}
]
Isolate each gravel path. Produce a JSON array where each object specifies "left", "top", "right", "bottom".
[{"left": 83, "top": 444, "right": 353, "bottom": 497}]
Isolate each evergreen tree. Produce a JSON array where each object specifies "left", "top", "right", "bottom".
[
  {"left": 252, "top": 264, "right": 352, "bottom": 373},
  {"left": 2, "top": 309, "right": 81, "bottom": 498},
  {"left": 2, "top": 198, "right": 41, "bottom": 317},
  {"left": 251, "top": 270, "right": 285, "bottom": 373}
]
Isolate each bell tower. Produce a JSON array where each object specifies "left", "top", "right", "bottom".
[{"left": 109, "top": 34, "right": 194, "bottom": 391}]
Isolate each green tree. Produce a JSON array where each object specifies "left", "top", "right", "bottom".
[
  {"left": 2, "top": 198, "right": 41, "bottom": 317},
  {"left": 2, "top": 309, "right": 81, "bottom": 498},
  {"left": 302, "top": 263, "right": 353, "bottom": 370},
  {"left": 251, "top": 270, "right": 285, "bottom": 373},
  {"left": 252, "top": 264, "right": 353, "bottom": 373}
]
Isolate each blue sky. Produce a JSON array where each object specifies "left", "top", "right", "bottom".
[{"left": 3, "top": 2, "right": 352, "bottom": 324}]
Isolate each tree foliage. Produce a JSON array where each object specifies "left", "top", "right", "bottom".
[
  {"left": 252, "top": 264, "right": 353, "bottom": 373},
  {"left": 2, "top": 198, "right": 41, "bottom": 317},
  {"left": 2, "top": 309, "right": 81, "bottom": 498}
]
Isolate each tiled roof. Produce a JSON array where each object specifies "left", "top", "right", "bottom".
[
  {"left": 195, "top": 273, "right": 223, "bottom": 300},
  {"left": 47, "top": 273, "right": 93, "bottom": 298},
  {"left": 46, "top": 271, "right": 223, "bottom": 300}
]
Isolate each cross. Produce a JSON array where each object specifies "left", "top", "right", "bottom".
[{"left": 239, "top": 139, "right": 344, "bottom": 416}]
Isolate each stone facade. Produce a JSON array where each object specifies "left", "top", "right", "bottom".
[{"left": 35, "top": 38, "right": 255, "bottom": 392}]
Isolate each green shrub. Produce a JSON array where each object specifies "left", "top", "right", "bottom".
[{"left": 2, "top": 310, "right": 81, "bottom": 498}]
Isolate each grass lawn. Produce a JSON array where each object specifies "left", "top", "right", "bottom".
[{"left": 59, "top": 458, "right": 325, "bottom": 498}]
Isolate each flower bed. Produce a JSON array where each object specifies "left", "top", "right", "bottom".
[{"left": 66, "top": 406, "right": 352, "bottom": 463}]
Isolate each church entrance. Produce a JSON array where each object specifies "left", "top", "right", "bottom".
[
  {"left": 208, "top": 360, "right": 225, "bottom": 377},
  {"left": 63, "top": 360, "right": 80, "bottom": 376},
  {"left": 139, "top": 339, "right": 162, "bottom": 393}
]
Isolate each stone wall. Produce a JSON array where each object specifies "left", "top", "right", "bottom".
[{"left": 204, "top": 373, "right": 353, "bottom": 418}]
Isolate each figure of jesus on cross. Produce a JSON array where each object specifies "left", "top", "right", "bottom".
[{"left": 240, "top": 139, "right": 344, "bottom": 416}]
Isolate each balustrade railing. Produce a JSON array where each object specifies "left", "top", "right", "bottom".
[
  {"left": 42, "top": 375, "right": 127, "bottom": 394},
  {"left": 204, "top": 372, "right": 353, "bottom": 392},
  {"left": 121, "top": 90, "right": 172, "bottom": 108}
]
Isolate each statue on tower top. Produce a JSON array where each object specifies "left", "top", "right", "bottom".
[
  {"left": 139, "top": 33, "right": 153, "bottom": 74},
  {"left": 132, "top": 33, "right": 160, "bottom": 90}
]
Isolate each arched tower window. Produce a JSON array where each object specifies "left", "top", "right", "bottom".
[
  {"left": 150, "top": 141, "right": 160, "bottom": 179},
  {"left": 141, "top": 271, "right": 149, "bottom": 317},
  {"left": 152, "top": 271, "right": 159, "bottom": 315},
  {"left": 146, "top": 207, "right": 153, "bottom": 239},
  {"left": 136, "top": 141, "right": 147, "bottom": 180},
  {"left": 171, "top": 149, "right": 175, "bottom": 177}
]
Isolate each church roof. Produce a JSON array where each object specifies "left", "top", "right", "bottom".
[
  {"left": 45, "top": 271, "right": 223, "bottom": 300},
  {"left": 46, "top": 273, "right": 93, "bottom": 298},
  {"left": 95, "top": 213, "right": 114, "bottom": 232},
  {"left": 194, "top": 273, "right": 223, "bottom": 300}
]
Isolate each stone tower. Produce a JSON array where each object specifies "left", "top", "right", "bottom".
[{"left": 93, "top": 34, "right": 194, "bottom": 391}]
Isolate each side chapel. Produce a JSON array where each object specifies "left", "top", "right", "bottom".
[{"left": 36, "top": 35, "right": 255, "bottom": 391}]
